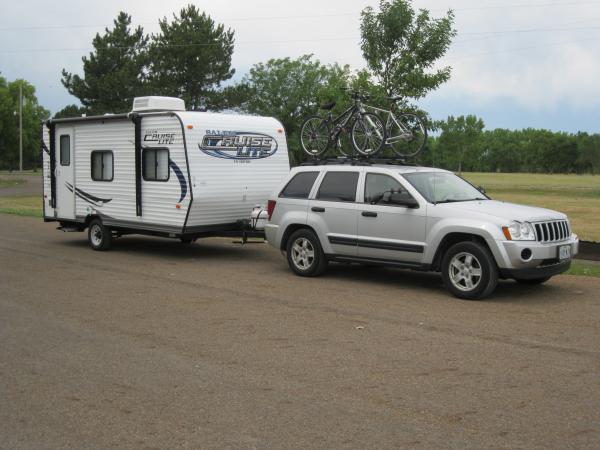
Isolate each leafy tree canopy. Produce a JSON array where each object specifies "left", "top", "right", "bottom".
[
  {"left": 61, "top": 12, "right": 149, "bottom": 115},
  {"left": 0, "top": 75, "right": 50, "bottom": 170},
  {"left": 360, "top": 0, "right": 456, "bottom": 100},
  {"left": 149, "top": 5, "right": 235, "bottom": 110},
  {"left": 240, "top": 55, "right": 370, "bottom": 163}
]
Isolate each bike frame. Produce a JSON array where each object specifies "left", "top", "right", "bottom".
[
  {"left": 364, "top": 102, "right": 410, "bottom": 145},
  {"left": 325, "top": 99, "right": 383, "bottom": 144},
  {"left": 325, "top": 103, "right": 360, "bottom": 142}
]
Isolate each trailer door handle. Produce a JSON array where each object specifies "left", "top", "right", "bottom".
[
  {"left": 362, "top": 211, "right": 378, "bottom": 217},
  {"left": 311, "top": 207, "right": 325, "bottom": 213}
]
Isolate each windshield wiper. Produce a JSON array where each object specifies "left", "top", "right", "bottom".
[
  {"left": 435, "top": 199, "right": 463, "bottom": 204},
  {"left": 436, "top": 198, "right": 488, "bottom": 204}
]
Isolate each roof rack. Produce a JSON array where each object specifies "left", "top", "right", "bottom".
[{"left": 299, "top": 156, "right": 416, "bottom": 167}]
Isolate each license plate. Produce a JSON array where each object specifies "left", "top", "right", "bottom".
[{"left": 558, "top": 245, "right": 571, "bottom": 260}]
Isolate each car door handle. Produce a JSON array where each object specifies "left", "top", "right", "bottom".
[
  {"left": 311, "top": 207, "right": 325, "bottom": 213},
  {"left": 362, "top": 211, "right": 378, "bottom": 217}
]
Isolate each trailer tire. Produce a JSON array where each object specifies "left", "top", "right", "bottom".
[{"left": 88, "top": 218, "right": 112, "bottom": 251}]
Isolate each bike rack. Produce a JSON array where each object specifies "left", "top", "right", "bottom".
[{"left": 300, "top": 155, "right": 415, "bottom": 167}]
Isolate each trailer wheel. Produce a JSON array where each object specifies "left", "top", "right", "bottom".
[{"left": 88, "top": 218, "right": 112, "bottom": 251}]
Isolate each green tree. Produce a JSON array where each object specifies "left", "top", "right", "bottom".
[
  {"left": 54, "top": 104, "right": 88, "bottom": 119},
  {"left": 576, "top": 132, "right": 600, "bottom": 174},
  {"left": 240, "top": 55, "right": 360, "bottom": 164},
  {"left": 61, "top": 12, "right": 149, "bottom": 115},
  {"left": 149, "top": 5, "right": 235, "bottom": 110},
  {"left": 436, "top": 115, "right": 485, "bottom": 172},
  {"left": 360, "top": 0, "right": 456, "bottom": 101},
  {"left": 0, "top": 76, "right": 49, "bottom": 170}
]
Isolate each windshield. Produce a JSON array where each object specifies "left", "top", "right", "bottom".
[{"left": 402, "top": 172, "right": 488, "bottom": 204}]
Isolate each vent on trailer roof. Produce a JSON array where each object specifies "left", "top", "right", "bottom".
[{"left": 132, "top": 96, "right": 186, "bottom": 112}]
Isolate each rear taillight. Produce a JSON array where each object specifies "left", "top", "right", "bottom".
[{"left": 267, "top": 200, "right": 276, "bottom": 220}]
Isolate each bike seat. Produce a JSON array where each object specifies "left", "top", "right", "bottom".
[{"left": 319, "top": 102, "right": 336, "bottom": 110}]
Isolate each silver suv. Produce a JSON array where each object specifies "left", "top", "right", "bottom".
[{"left": 265, "top": 164, "right": 579, "bottom": 300}]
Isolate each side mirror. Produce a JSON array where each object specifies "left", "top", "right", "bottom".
[
  {"left": 389, "top": 192, "right": 419, "bottom": 208},
  {"left": 477, "top": 186, "right": 486, "bottom": 194}
]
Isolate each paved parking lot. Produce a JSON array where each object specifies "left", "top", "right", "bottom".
[{"left": 1, "top": 214, "right": 599, "bottom": 449}]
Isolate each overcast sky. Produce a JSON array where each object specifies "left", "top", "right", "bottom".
[{"left": 1, "top": 0, "right": 600, "bottom": 132}]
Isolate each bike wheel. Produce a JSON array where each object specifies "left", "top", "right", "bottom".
[
  {"left": 300, "top": 116, "right": 331, "bottom": 157},
  {"left": 335, "top": 130, "right": 354, "bottom": 157},
  {"left": 351, "top": 112, "right": 386, "bottom": 157},
  {"left": 387, "top": 113, "right": 427, "bottom": 158}
]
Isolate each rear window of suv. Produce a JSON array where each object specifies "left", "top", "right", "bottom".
[
  {"left": 316, "top": 172, "right": 359, "bottom": 202},
  {"left": 280, "top": 171, "right": 319, "bottom": 199}
]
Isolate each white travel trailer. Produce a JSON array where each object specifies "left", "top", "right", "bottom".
[{"left": 42, "top": 96, "right": 290, "bottom": 250}]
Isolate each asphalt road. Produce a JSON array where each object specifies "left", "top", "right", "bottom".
[{"left": 1, "top": 214, "right": 599, "bottom": 449}]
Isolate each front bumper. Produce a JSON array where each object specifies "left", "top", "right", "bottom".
[
  {"left": 494, "top": 234, "right": 578, "bottom": 279},
  {"left": 499, "top": 260, "right": 571, "bottom": 280}
]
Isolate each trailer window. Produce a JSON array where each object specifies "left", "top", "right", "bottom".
[
  {"left": 280, "top": 172, "right": 319, "bottom": 199},
  {"left": 143, "top": 148, "right": 170, "bottom": 182},
  {"left": 60, "top": 135, "right": 70, "bottom": 166},
  {"left": 316, "top": 172, "right": 359, "bottom": 202},
  {"left": 91, "top": 151, "right": 113, "bottom": 182}
]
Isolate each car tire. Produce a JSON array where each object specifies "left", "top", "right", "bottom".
[
  {"left": 441, "top": 241, "right": 498, "bottom": 300},
  {"left": 516, "top": 276, "right": 551, "bottom": 285},
  {"left": 286, "top": 229, "right": 328, "bottom": 277},
  {"left": 88, "top": 218, "right": 112, "bottom": 251}
]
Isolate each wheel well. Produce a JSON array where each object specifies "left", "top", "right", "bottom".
[
  {"left": 432, "top": 233, "right": 493, "bottom": 271},
  {"left": 84, "top": 215, "right": 100, "bottom": 228},
  {"left": 280, "top": 224, "right": 318, "bottom": 251}
]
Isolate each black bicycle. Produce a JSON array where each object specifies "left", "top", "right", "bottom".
[{"left": 300, "top": 91, "right": 386, "bottom": 158}]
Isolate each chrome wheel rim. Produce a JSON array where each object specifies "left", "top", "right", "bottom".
[
  {"left": 90, "top": 224, "right": 103, "bottom": 247},
  {"left": 291, "top": 237, "right": 315, "bottom": 270},
  {"left": 449, "top": 252, "right": 483, "bottom": 292}
]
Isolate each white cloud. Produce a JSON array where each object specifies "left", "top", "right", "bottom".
[{"left": 2, "top": 0, "right": 600, "bottom": 131}]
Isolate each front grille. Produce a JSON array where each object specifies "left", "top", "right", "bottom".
[{"left": 533, "top": 220, "right": 570, "bottom": 243}]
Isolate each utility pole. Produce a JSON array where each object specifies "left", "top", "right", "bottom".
[{"left": 19, "top": 83, "right": 23, "bottom": 172}]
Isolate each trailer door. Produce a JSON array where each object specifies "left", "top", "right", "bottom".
[{"left": 55, "top": 129, "right": 75, "bottom": 220}]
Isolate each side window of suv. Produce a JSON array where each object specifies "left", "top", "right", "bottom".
[
  {"left": 365, "top": 173, "right": 412, "bottom": 206},
  {"left": 280, "top": 171, "right": 319, "bottom": 199},
  {"left": 316, "top": 171, "right": 359, "bottom": 202}
]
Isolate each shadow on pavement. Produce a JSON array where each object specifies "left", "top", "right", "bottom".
[{"left": 61, "top": 234, "right": 574, "bottom": 304}]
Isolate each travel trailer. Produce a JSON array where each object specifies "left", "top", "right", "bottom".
[{"left": 42, "top": 96, "right": 290, "bottom": 250}]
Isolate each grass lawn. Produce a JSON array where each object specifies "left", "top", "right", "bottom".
[
  {"left": 462, "top": 172, "right": 600, "bottom": 242},
  {"left": 0, "top": 170, "right": 40, "bottom": 175},
  {"left": 0, "top": 196, "right": 43, "bottom": 217},
  {"left": 566, "top": 260, "right": 600, "bottom": 278}
]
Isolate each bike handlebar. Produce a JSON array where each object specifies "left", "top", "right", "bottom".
[{"left": 340, "top": 88, "right": 370, "bottom": 101}]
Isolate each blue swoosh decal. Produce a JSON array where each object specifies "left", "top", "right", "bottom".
[{"left": 169, "top": 159, "right": 187, "bottom": 203}]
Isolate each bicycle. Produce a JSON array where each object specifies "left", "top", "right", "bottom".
[
  {"left": 299, "top": 91, "right": 386, "bottom": 158},
  {"left": 364, "top": 96, "right": 427, "bottom": 158}
]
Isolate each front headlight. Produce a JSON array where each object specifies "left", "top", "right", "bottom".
[{"left": 503, "top": 221, "right": 536, "bottom": 241}]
